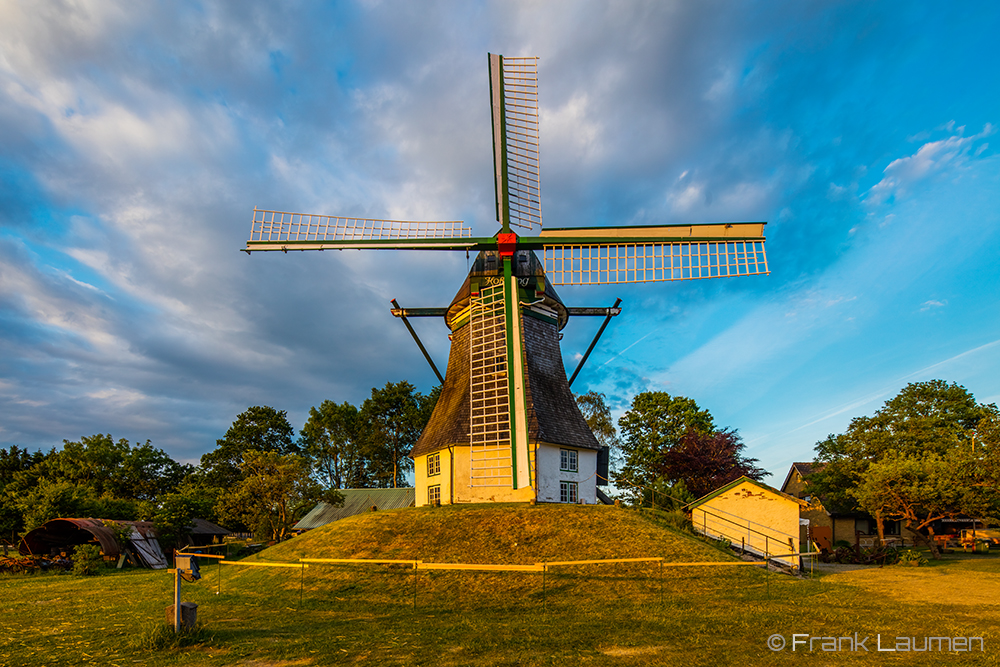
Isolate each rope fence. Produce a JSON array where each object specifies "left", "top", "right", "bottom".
[{"left": 178, "top": 553, "right": 773, "bottom": 614}]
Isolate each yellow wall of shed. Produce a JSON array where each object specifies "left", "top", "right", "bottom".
[{"left": 691, "top": 480, "right": 801, "bottom": 568}]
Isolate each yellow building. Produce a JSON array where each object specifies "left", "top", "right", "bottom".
[
  {"left": 780, "top": 462, "right": 834, "bottom": 550},
  {"left": 688, "top": 476, "right": 805, "bottom": 569}
]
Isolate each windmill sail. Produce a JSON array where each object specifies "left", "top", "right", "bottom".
[
  {"left": 490, "top": 54, "right": 542, "bottom": 232},
  {"left": 538, "top": 222, "right": 768, "bottom": 285},
  {"left": 246, "top": 208, "right": 472, "bottom": 251},
  {"left": 469, "top": 278, "right": 512, "bottom": 487}
]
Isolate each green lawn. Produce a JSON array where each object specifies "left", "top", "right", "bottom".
[{"left": 2, "top": 504, "right": 998, "bottom": 666}]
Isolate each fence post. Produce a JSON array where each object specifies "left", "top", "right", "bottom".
[
  {"left": 542, "top": 565, "right": 547, "bottom": 613},
  {"left": 173, "top": 565, "right": 182, "bottom": 633}
]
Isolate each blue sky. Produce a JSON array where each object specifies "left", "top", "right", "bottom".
[{"left": 1, "top": 1, "right": 998, "bottom": 481}]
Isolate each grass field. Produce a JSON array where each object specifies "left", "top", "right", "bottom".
[{"left": 2, "top": 503, "right": 999, "bottom": 666}]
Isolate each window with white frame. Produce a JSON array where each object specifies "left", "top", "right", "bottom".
[
  {"left": 560, "top": 481, "right": 578, "bottom": 504},
  {"left": 560, "top": 449, "right": 578, "bottom": 472},
  {"left": 428, "top": 485, "right": 441, "bottom": 505},
  {"left": 427, "top": 452, "right": 441, "bottom": 477}
]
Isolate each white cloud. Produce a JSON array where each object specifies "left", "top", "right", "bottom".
[
  {"left": 865, "top": 124, "right": 995, "bottom": 205},
  {"left": 920, "top": 299, "right": 947, "bottom": 311}
]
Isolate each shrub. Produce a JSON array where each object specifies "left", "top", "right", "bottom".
[
  {"left": 72, "top": 544, "right": 104, "bottom": 576},
  {"left": 896, "top": 549, "right": 929, "bottom": 567},
  {"left": 129, "top": 619, "right": 210, "bottom": 651}
]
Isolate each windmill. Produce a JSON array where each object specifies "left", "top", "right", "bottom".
[{"left": 244, "top": 54, "right": 769, "bottom": 505}]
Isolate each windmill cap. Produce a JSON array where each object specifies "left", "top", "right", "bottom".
[{"left": 445, "top": 250, "right": 568, "bottom": 331}]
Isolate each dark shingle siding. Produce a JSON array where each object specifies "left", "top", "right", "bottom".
[
  {"left": 410, "top": 250, "right": 599, "bottom": 458},
  {"left": 521, "top": 315, "right": 601, "bottom": 450},
  {"left": 410, "top": 324, "right": 471, "bottom": 458}
]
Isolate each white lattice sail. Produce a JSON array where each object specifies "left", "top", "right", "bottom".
[
  {"left": 249, "top": 208, "right": 472, "bottom": 243},
  {"left": 543, "top": 240, "right": 769, "bottom": 285},
  {"left": 469, "top": 280, "right": 512, "bottom": 487},
  {"left": 492, "top": 55, "right": 542, "bottom": 232}
]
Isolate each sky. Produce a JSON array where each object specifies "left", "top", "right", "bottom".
[{"left": 1, "top": 1, "right": 998, "bottom": 481}]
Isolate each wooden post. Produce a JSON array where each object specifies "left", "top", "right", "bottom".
[
  {"left": 658, "top": 560, "right": 663, "bottom": 607},
  {"left": 541, "top": 565, "right": 546, "bottom": 613},
  {"left": 174, "top": 567, "right": 182, "bottom": 633}
]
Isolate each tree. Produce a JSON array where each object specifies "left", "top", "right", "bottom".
[
  {"left": 200, "top": 406, "right": 299, "bottom": 489},
  {"left": 13, "top": 480, "right": 142, "bottom": 532},
  {"left": 810, "top": 380, "right": 998, "bottom": 556},
  {"left": 617, "top": 392, "right": 715, "bottom": 490},
  {"left": 360, "top": 382, "right": 431, "bottom": 488},
  {"left": 153, "top": 482, "right": 218, "bottom": 555},
  {"left": 0, "top": 446, "right": 47, "bottom": 541},
  {"left": 300, "top": 401, "right": 368, "bottom": 489},
  {"left": 575, "top": 391, "right": 619, "bottom": 450},
  {"left": 852, "top": 451, "right": 996, "bottom": 558},
  {"left": 3, "top": 436, "right": 187, "bottom": 534},
  {"left": 218, "top": 451, "right": 341, "bottom": 541},
  {"left": 616, "top": 392, "right": 764, "bottom": 501},
  {"left": 657, "top": 428, "right": 768, "bottom": 498},
  {"left": 16, "top": 435, "right": 187, "bottom": 502}
]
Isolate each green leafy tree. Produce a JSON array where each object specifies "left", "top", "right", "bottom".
[
  {"left": 300, "top": 401, "right": 369, "bottom": 489},
  {"left": 853, "top": 451, "right": 996, "bottom": 558},
  {"left": 153, "top": 483, "right": 218, "bottom": 555},
  {"left": 9, "top": 436, "right": 186, "bottom": 502},
  {"left": 16, "top": 480, "right": 104, "bottom": 532},
  {"left": 218, "top": 451, "right": 341, "bottom": 541},
  {"left": 0, "top": 446, "right": 47, "bottom": 541},
  {"left": 616, "top": 392, "right": 715, "bottom": 492},
  {"left": 575, "top": 391, "right": 620, "bottom": 450},
  {"left": 4, "top": 435, "right": 187, "bottom": 534},
  {"left": 200, "top": 406, "right": 298, "bottom": 489},
  {"left": 361, "top": 382, "right": 432, "bottom": 488},
  {"left": 810, "top": 380, "right": 998, "bottom": 557},
  {"left": 616, "top": 392, "right": 763, "bottom": 500}
]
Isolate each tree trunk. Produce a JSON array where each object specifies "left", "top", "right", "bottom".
[
  {"left": 909, "top": 524, "right": 942, "bottom": 559},
  {"left": 875, "top": 509, "right": 885, "bottom": 547},
  {"left": 925, "top": 526, "right": 942, "bottom": 559}
]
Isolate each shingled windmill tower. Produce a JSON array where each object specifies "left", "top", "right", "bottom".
[{"left": 244, "top": 54, "right": 769, "bottom": 506}]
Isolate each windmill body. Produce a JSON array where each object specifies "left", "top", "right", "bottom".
[
  {"left": 244, "top": 54, "right": 769, "bottom": 506},
  {"left": 411, "top": 249, "right": 604, "bottom": 505}
]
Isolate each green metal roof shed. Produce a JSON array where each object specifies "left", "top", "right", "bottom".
[{"left": 294, "top": 488, "right": 416, "bottom": 530}]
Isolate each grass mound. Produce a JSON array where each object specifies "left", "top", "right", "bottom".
[
  {"left": 222, "top": 503, "right": 752, "bottom": 616},
  {"left": 263, "top": 502, "right": 728, "bottom": 564}
]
